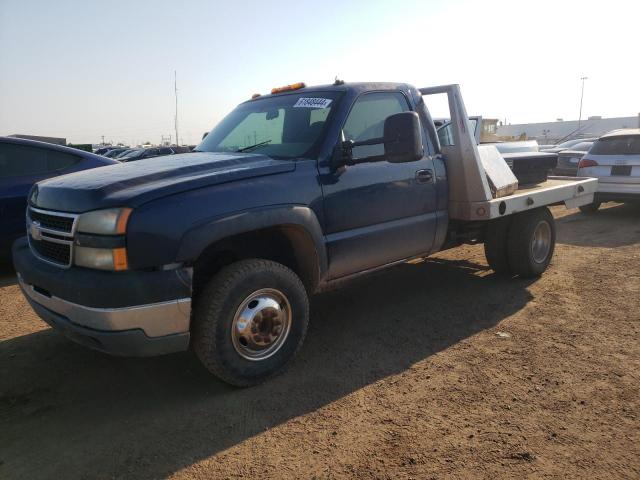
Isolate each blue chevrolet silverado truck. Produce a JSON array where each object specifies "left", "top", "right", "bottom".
[{"left": 13, "top": 81, "right": 598, "bottom": 386}]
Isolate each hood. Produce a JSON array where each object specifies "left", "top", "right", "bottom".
[{"left": 31, "top": 152, "right": 296, "bottom": 212}]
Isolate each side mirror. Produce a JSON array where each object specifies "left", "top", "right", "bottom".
[
  {"left": 383, "top": 111, "right": 423, "bottom": 163},
  {"left": 331, "top": 111, "right": 424, "bottom": 170}
]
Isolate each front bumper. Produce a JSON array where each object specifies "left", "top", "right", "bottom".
[{"left": 13, "top": 237, "right": 192, "bottom": 357}]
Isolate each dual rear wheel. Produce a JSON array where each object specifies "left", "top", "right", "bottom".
[{"left": 484, "top": 207, "right": 556, "bottom": 278}]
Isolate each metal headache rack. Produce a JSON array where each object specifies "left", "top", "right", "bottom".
[{"left": 419, "top": 84, "right": 598, "bottom": 221}]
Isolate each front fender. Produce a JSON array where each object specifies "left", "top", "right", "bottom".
[{"left": 176, "top": 205, "right": 328, "bottom": 279}]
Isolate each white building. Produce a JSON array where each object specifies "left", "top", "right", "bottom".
[{"left": 496, "top": 115, "right": 640, "bottom": 144}]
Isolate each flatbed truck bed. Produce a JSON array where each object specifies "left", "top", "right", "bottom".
[{"left": 461, "top": 176, "right": 597, "bottom": 220}]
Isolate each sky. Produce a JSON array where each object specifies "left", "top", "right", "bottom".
[{"left": 1, "top": 0, "right": 639, "bottom": 146}]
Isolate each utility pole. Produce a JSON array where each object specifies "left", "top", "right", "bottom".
[
  {"left": 174, "top": 71, "right": 179, "bottom": 146},
  {"left": 578, "top": 76, "right": 588, "bottom": 132},
  {"left": 101, "top": 135, "right": 105, "bottom": 145}
]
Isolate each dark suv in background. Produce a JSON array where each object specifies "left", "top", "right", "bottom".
[{"left": 0, "top": 137, "right": 117, "bottom": 257}]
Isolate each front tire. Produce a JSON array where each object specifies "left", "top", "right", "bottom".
[
  {"left": 192, "top": 259, "right": 309, "bottom": 387},
  {"left": 507, "top": 207, "right": 556, "bottom": 278}
]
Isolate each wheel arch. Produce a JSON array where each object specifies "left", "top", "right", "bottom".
[{"left": 178, "top": 206, "right": 327, "bottom": 294}]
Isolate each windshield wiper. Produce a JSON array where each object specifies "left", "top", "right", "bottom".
[{"left": 236, "top": 139, "right": 272, "bottom": 153}]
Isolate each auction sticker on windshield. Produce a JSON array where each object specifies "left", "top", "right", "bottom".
[{"left": 293, "top": 98, "right": 332, "bottom": 108}]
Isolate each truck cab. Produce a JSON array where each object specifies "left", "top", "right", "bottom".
[{"left": 13, "top": 81, "right": 597, "bottom": 386}]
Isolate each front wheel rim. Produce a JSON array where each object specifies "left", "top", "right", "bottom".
[
  {"left": 531, "top": 220, "right": 552, "bottom": 264},
  {"left": 231, "top": 288, "right": 292, "bottom": 361}
]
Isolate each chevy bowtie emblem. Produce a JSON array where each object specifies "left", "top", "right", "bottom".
[
  {"left": 30, "top": 186, "right": 39, "bottom": 204},
  {"left": 30, "top": 220, "right": 43, "bottom": 241}
]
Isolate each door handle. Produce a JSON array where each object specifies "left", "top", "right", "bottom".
[{"left": 415, "top": 169, "right": 433, "bottom": 183}]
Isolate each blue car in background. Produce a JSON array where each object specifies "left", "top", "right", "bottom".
[{"left": 0, "top": 136, "right": 117, "bottom": 257}]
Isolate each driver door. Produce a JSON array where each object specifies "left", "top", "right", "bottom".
[{"left": 320, "top": 91, "right": 438, "bottom": 279}]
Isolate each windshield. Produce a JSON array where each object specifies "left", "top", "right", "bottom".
[
  {"left": 115, "top": 149, "right": 134, "bottom": 158},
  {"left": 556, "top": 139, "right": 583, "bottom": 149},
  {"left": 196, "top": 91, "right": 342, "bottom": 159},
  {"left": 121, "top": 149, "right": 144, "bottom": 159},
  {"left": 104, "top": 149, "right": 126, "bottom": 157}
]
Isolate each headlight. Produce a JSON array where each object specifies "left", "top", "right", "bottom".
[
  {"left": 75, "top": 246, "right": 128, "bottom": 271},
  {"left": 75, "top": 208, "right": 132, "bottom": 271},
  {"left": 76, "top": 208, "right": 132, "bottom": 235}
]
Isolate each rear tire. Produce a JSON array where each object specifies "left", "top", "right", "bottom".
[
  {"left": 484, "top": 217, "right": 512, "bottom": 274},
  {"left": 507, "top": 207, "right": 556, "bottom": 278},
  {"left": 192, "top": 259, "right": 309, "bottom": 387},
  {"left": 579, "top": 201, "right": 601, "bottom": 214}
]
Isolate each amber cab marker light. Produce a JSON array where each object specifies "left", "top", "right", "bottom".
[
  {"left": 113, "top": 248, "right": 128, "bottom": 271},
  {"left": 271, "top": 82, "right": 306, "bottom": 94},
  {"left": 116, "top": 208, "right": 133, "bottom": 235}
]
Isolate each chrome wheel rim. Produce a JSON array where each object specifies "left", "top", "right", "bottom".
[
  {"left": 231, "top": 288, "right": 292, "bottom": 361},
  {"left": 531, "top": 220, "right": 552, "bottom": 264}
]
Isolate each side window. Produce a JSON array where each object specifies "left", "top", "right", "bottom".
[
  {"left": 343, "top": 92, "right": 410, "bottom": 158},
  {"left": 44, "top": 150, "right": 80, "bottom": 171},
  {"left": 0, "top": 144, "right": 79, "bottom": 177}
]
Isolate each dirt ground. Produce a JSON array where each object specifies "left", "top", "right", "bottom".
[{"left": 1, "top": 203, "right": 639, "bottom": 479}]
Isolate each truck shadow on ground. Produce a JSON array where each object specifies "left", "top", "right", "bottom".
[
  {"left": 556, "top": 202, "right": 640, "bottom": 248},
  {"left": 0, "top": 257, "right": 534, "bottom": 479}
]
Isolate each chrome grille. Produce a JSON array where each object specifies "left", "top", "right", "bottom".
[
  {"left": 27, "top": 207, "right": 78, "bottom": 268},
  {"left": 28, "top": 209, "right": 74, "bottom": 233},
  {"left": 31, "top": 238, "right": 71, "bottom": 265}
]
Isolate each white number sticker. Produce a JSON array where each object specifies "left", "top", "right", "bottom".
[{"left": 293, "top": 98, "right": 332, "bottom": 109}]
